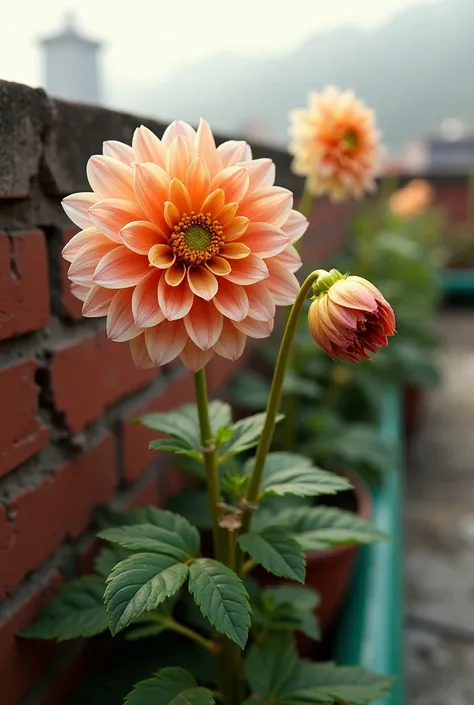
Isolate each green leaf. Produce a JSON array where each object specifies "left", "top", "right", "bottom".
[
  {"left": 20, "top": 575, "right": 107, "bottom": 641},
  {"left": 220, "top": 413, "right": 284, "bottom": 460},
  {"left": 239, "top": 527, "right": 306, "bottom": 583},
  {"left": 125, "top": 667, "right": 215, "bottom": 705},
  {"left": 149, "top": 439, "right": 203, "bottom": 462},
  {"left": 188, "top": 558, "right": 251, "bottom": 649},
  {"left": 94, "top": 545, "right": 131, "bottom": 577},
  {"left": 260, "top": 506, "right": 387, "bottom": 551},
  {"left": 137, "top": 407, "right": 201, "bottom": 448},
  {"left": 105, "top": 553, "right": 189, "bottom": 634},
  {"left": 281, "top": 662, "right": 395, "bottom": 704},
  {"left": 251, "top": 587, "right": 320, "bottom": 642},
  {"left": 98, "top": 522, "right": 200, "bottom": 561},
  {"left": 246, "top": 634, "right": 298, "bottom": 698},
  {"left": 256, "top": 453, "right": 351, "bottom": 498},
  {"left": 208, "top": 401, "right": 233, "bottom": 433},
  {"left": 95, "top": 506, "right": 181, "bottom": 530},
  {"left": 166, "top": 490, "right": 211, "bottom": 529}
]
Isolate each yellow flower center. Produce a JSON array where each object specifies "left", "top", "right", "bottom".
[
  {"left": 342, "top": 129, "right": 358, "bottom": 150},
  {"left": 169, "top": 212, "right": 224, "bottom": 266}
]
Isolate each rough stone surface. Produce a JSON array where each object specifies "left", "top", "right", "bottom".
[{"left": 406, "top": 308, "right": 474, "bottom": 704}]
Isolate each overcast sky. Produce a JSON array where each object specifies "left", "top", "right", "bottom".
[{"left": 0, "top": 0, "right": 436, "bottom": 89}]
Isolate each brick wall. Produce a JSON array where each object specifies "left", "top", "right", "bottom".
[{"left": 0, "top": 78, "right": 469, "bottom": 705}]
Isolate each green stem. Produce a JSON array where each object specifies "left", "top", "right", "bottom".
[
  {"left": 298, "top": 180, "right": 313, "bottom": 218},
  {"left": 243, "top": 270, "right": 321, "bottom": 518},
  {"left": 164, "top": 617, "right": 221, "bottom": 655},
  {"left": 240, "top": 559, "right": 256, "bottom": 577},
  {"left": 194, "top": 369, "right": 223, "bottom": 562}
]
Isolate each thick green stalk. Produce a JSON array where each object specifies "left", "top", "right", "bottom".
[
  {"left": 194, "top": 369, "right": 223, "bottom": 562},
  {"left": 244, "top": 271, "right": 321, "bottom": 517},
  {"left": 163, "top": 617, "right": 221, "bottom": 654}
]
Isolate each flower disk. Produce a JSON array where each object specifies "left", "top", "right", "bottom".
[
  {"left": 62, "top": 120, "right": 308, "bottom": 371},
  {"left": 289, "top": 87, "right": 381, "bottom": 202},
  {"left": 308, "top": 273, "right": 396, "bottom": 362}
]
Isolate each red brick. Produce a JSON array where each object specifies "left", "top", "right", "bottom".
[
  {"left": 0, "top": 433, "right": 117, "bottom": 596},
  {"left": 75, "top": 538, "right": 102, "bottom": 576},
  {"left": 0, "top": 358, "right": 51, "bottom": 478},
  {"left": 126, "top": 475, "right": 161, "bottom": 509},
  {"left": 0, "top": 571, "right": 62, "bottom": 705},
  {"left": 435, "top": 184, "right": 469, "bottom": 224},
  {"left": 159, "top": 466, "right": 195, "bottom": 504},
  {"left": 0, "top": 230, "right": 49, "bottom": 341},
  {"left": 50, "top": 331, "right": 158, "bottom": 432},
  {"left": 60, "top": 227, "right": 83, "bottom": 321}
]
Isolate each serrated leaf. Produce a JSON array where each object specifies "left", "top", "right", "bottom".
[
  {"left": 94, "top": 545, "right": 131, "bottom": 577},
  {"left": 260, "top": 506, "right": 387, "bottom": 551},
  {"left": 149, "top": 439, "right": 203, "bottom": 461},
  {"left": 125, "top": 667, "right": 215, "bottom": 705},
  {"left": 239, "top": 527, "right": 306, "bottom": 583},
  {"left": 256, "top": 453, "right": 350, "bottom": 498},
  {"left": 220, "top": 413, "right": 284, "bottom": 460},
  {"left": 98, "top": 522, "right": 199, "bottom": 561},
  {"left": 252, "top": 587, "right": 321, "bottom": 642},
  {"left": 105, "top": 553, "right": 188, "bottom": 634},
  {"left": 188, "top": 558, "right": 251, "bottom": 649},
  {"left": 281, "top": 662, "right": 395, "bottom": 704},
  {"left": 245, "top": 633, "right": 298, "bottom": 697},
  {"left": 20, "top": 575, "right": 107, "bottom": 641},
  {"left": 137, "top": 407, "right": 201, "bottom": 448}
]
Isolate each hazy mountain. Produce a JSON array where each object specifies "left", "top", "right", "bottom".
[{"left": 108, "top": 0, "right": 474, "bottom": 149}]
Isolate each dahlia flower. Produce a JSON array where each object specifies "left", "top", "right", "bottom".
[
  {"left": 289, "top": 87, "right": 381, "bottom": 202},
  {"left": 62, "top": 120, "right": 308, "bottom": 371},
  {"left": 308, "top": 270, "right": 395, "bottom": 362},
  {"left": 389, "top": 179, "right": 434, "bottom": 219}
]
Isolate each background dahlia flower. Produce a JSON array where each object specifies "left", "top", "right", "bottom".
[
  {"left": 389, "top": 179, "right": 434, "bottom": 220},
  {"left": 289, "top": 87, "right": 381, "bottom": 202},
  {"left": 62, "top": 119, "right": 308, "bottom": 371},
  {"left": 308, "top": 270, "right": 395, "bottom": 362}
]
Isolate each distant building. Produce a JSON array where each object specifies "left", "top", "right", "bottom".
[
  {"left": 39, "top": 12, "right": 102, "bottom": 104},
  {"left": 404, "top": 119, "right": 474, "bottom": 174}
]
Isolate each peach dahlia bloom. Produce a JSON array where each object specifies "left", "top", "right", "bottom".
[
  {"left": 62, "top": 120, "right": 308, "bottom": 371},
  {"left": 389, "top": 179, "right": 434, "bottom": 220},
  {"left": 289, "top": 87, "right": 381, "bottom": 202},
  {"left": 308, "top": 270, "right": 395, "bottom": 362}
]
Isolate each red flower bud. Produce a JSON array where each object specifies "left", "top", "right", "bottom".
[{"left": 308, "top": 271, "right": 395, "bottom": 362}]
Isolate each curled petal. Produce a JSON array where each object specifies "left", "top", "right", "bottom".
[
  {"left": 226, "top": 255, "right": 268, "bottom": 285},
  {"left": 213, "top": 279, "right": 249, "bottom": 321},
  {"left": 62, "top": 192, "right": 98, "bottom": 229},
  {"left": 132, "top": 269, "right": 165, "bottom": 327},
  {"left": 281, "top": 209, "right": 309, "bottom": 244},
  {"left": 102, "top": 140, "right": 134, "bottom": 164},
  {"left": 82, "top": 285, "right": 115, "bottom": 317},
  {"left": 195, "top": 118, "right": 220, "bottom": 176},
  {"left": 134, "top": 162, "right": 171, "bottom": 230},
  {"left": 216, "top": 202, "right": 240, "bottom": 225},
  {"left": 162, "top": 120, "right": 196, "bottom": 147},
  {"left": 165, "top": 262, "right": 186, "bottom": 287},
  {"left": 87, "top": 155, "right": 135, "bottom": 201},
  {"left": 88, "top": 198, "right": 146, "bottom": 242},
  {"left": 180, "top": 340, "right": 214, "bottom": 372},
  {"left": 145, "top": 320, "right": 187, "bottom": 366},
  {"left": 167, "top": 136, "right": 193, "bottom": 182},
  {"left": 239, "top": 187, "right": 293, "bottom": 228},
  {"left": 67, "top": 240, "right": 117, "bottom": 285},
  {"left": 132, "top": 125, "right": 167, "bottom": 167},
  {"left": 158, "top": 275, "right": 194, "bottom": 321},
  {"left": 168, "top": 178, "right": 192, "bottom": 217},
  {"left": 129, "top": 334, "right": 155, "bottom": 369},
  {"left": 206, "top": 256, "right": 232, "bottom": 276},
  {"left": 70, "top": 284, "right": 90, "bottom": 302},
  {"left": 234, "top": 316, "right": 274, "bottom": 339},
  {"left": 217, "top": 140, "right": 252, "bottom": 167},
  {"left": 219, "top": 242, "right": 251, "bottom": 259},
  {"left": 272, "top": 245, "right": 302, "bottom": 273},
  {"left": 239, "top": 158, "right": 275, "bottom": 192},
  {"left": 185, "top": 158, "right": 211, "bottom": 212},
  {"left": 327, "top": 279, "right": 378, "bottom": 312},
  {"left": 265, "top": 258, "right": 300, "bottom": 305},
  {"left": 120, "top": 221, "right": 167, "bottom": 254},
  {"left": 187, "top": 266, "right": 218, "bottom": 301},
  {"left": 201, "top": 189, "right": 226, "bottom": 219},
  {"left": 246, "top": 282, "right": 276, "bottom": 322},
  {"left": 62, "top": 227, "right": 102, "bottom": 263},
  {"left": 211, "top": 166, "right": 250, "bottom": 203},
  {"left": 94, "top": 246, "right": 150, "bottom": 288},
  {"left": 164, "top": 201, "right": 181, "bottom": 229},
  {"left": 107, "top": 288, "right": 142, "bottom": 342},
  {"left": 213, "top": 319, "right": 247, "bottom": 360},
  {"left": 148, "top": 244, "right": 176, "bottom": 269},
  {"left": 223, "top": 216, "right": 250, "bottom": 242},
  {"left": 184, "top": 298, "right": 223, "bottom": 350},
  {"left": 241, "top": 223, "right": 289, "bottom": 257}
]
